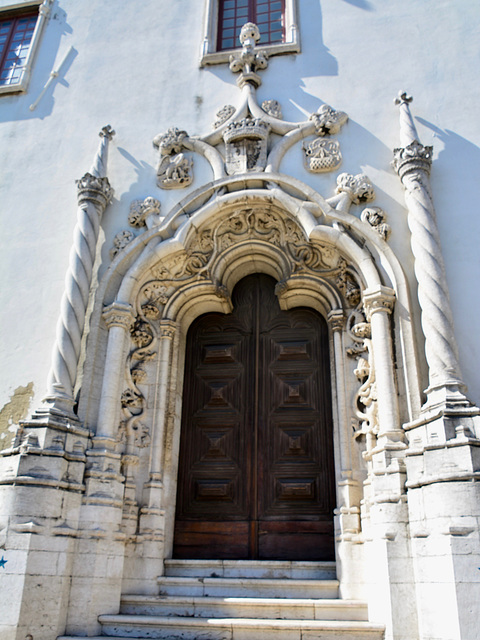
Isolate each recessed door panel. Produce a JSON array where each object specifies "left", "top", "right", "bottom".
[{"left": 173, "top": 274, "right": 335, "bottom": 560}]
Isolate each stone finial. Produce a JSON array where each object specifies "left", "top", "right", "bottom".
[
  {"left": 90, "top": 125, "right": 115, "bottom": 178},
  {"left": 394, "top": 91, "right": 419, "bottom": 148},
  {"left": 229, "top": 22, "right": 268, "bottom": 88}
]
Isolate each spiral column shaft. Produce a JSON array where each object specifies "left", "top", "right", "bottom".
[
  {"left": 45, "top": 127, "right": 114, "bottom": 414},
  {"left": 393, "top": 95, "right": 466, "bottom": 406}
]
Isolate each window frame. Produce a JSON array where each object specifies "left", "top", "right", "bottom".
[
  {"left": 0, "top": 0, "right": 52, "bottom": 95},
  {"left": 200, "top": 0, "right": 300, "bottom": 67}
]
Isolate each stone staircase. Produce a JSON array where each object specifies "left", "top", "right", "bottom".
[{"left": 59, "top": 560, "right": 384, "bottom": 639}]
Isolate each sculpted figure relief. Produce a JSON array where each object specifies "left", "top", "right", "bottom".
[
  {"left": 361, "top": 206, "right": 391, "bottom": 241},
  {"left": 153, "top": 128, "right": 193, "bottom": 189}
]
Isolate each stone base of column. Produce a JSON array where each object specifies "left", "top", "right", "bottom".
[
  {"left": 423, "top": 381, "right": 480, "bottom": 423},
  {"left": 360, "top": 442, "right": 420, "bottom": 640},
  {"left": 405, "top": 408, "right": 480, "bottom": 640},
  {"left": 362, "top": 492, "right": 419, "bottom": 640},
  {"left": 65, "top": 460, "right": 127, "bottom": 636},
  {"left": 0, "top": 469, "right": 84, "bottom": 639}
]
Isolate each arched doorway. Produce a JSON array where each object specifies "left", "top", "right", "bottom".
[{"left": 173, "top": 274, "right": 336, "bottom": 560}]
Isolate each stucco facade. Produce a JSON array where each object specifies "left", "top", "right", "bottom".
[{"left": 0, "top": 2, "right": 479, "bottom": 639}]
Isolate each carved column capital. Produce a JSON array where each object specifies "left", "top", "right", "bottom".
[
  {"left": 102, "top": 302, "right": 135, "bottom": 330},
  {"left": 362, "top": 286, "right": 395, "bottom": 320},
  {"left": 392, "top": 141, "right": 433, "bottom": 181},
  {"left": 327, "top": 309, "right": 345, "bottom": 332},
  {"left": 160, "top": 319, "right": 176, "bottom": 340},
  {"left": 76, "top": 172, "right": 113, "bottom": 209}
]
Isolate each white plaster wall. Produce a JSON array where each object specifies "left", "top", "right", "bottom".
[{"left": 0, "top": 0, "right": 479, "bottom": 424}]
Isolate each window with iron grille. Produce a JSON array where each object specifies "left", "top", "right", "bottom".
[
  {"left": 217, "top": 0, "right": 285, "bottom": 51},
  {"left": 0, "top": 12, "right": 38, "bottom": 87}
]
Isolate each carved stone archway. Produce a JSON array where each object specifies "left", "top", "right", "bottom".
[{"left": 76, "top": 185, "right": 415, "bottom": 603}]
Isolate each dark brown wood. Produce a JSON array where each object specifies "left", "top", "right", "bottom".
[{"left": 173, "top": 274, "right": 335, "bottom": 560}]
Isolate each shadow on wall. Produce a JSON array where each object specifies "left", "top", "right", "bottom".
[
  {"left": 341, "top": 0, "right": 374, "bottom": 11},
  {"left": 0, "top": 5, "right": 73, "bottom": 123}
]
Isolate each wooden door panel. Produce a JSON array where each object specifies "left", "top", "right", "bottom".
[
  {"left": 174, "top": 274, "right": 335, "bottom": 560},
  {"left": 173, "top": 521, "right": 250, "bottom": 559},
  {"left": 258, "top": 520, "right": 334, "bottom": 560}
]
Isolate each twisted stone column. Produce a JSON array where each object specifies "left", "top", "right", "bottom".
[
  {"left": 45, "top": 126, "right": 115, "bottom": 416},
  {"left": 393, "top": 93, "right": 468, "bottom": 409}
]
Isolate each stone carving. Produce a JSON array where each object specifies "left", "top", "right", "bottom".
[
  {"left": 229, "top": 22, "right": 268, "bottom": 88},
  {"left": 361, "top": 207, "right": 391, "bottom": 241},
  {"left": 119, "top": 315, "right": 156, "bottom": 450},
  {"left": 102, "top": 302, "right": 135, "bottom": 331},
  {"left": 147, "top": 209, "right": 360, "bottom": 312},
  {"left": 223, "top": 118, "right": 270, "bottom": 174},
  {"left": 140, "top": 281, "right": 170, "bottom": 319},
  {"left": 45, "top": 127, "right": 114, "bottom": 411},
  {"left": 110, "top": 230, "right": 135, "bottom": 259},
  {"left": 89, "top": 125, "right": 115, "bottom": 178},
  {"left": 262, "top": 99, "right": 282, "bottom": 119},
  {"left": 128, "top": 196, "right": 162, "bottom": 229},
  {"left": 337, "top": 173, "right": 375, "bottom": 203},
  {"left": 76, "top": 173, "right": 113, "bottom": 206},
  {"left": 153, "top": 128, "right": 193, "bottom": 189},
  {"left": 393, "top": 93, "right": 466, "bottom": 396},
  {"left": 347, "top": 313, "right": 379, "bottom": 446},
  {"left": 327, "top": 173, "right": 376, "bottom": 214},
  {"left": 392, "top": 139, "right": 433, "bottom": 180},
  {"left": 336, "top": 259, "right": 361, "bottom": 307},
  {"left": 303, "top": 139, "right": 342, "bottom": 173},
  {"left": 213, "top": 105, "right": 235, "bottom": 129},
  {"left": 309, "top": 104, "right": 348, "bottom": 136}
]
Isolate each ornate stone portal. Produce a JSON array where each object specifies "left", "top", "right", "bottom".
[{"left": 1, "top": 21, "right": 478, "bottom": 640}]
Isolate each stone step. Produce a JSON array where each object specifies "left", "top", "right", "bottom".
[
  {"left": 93, "top": 615, "right": 385, "bottom": 640},
  {"left": 120, "top": 594, "right": 368, "bottom": 621},
  {"left": 157, "top": 576, "right": 339, "bottom": 598},
  {"left": 164, "top": 559, "right": 336, "bottom": 579}
]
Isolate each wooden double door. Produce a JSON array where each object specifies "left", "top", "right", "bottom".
[{"left": 173, "top": 274, "right": 336, "bottom": 560}]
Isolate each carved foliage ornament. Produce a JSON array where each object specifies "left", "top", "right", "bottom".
[
  {"left": 309, "top": 104, "right": 348, "bottom": 137},
  {"left": 109, "top": 197, "right": 161, "bottom": 260},
  {"left": 392, "top": 140, "right": 433, "bottom": 180},
  {"left": 145, "top": 208, "right": 361, "bottom": 314},
  {"left": 336, "top": 173, "right": 376, "bottom": 204},
  {"left": 346, "top": 311, "right": 378, "bottom": 446},
  {"left": 213, "top": 105, "right": 236, "bottom": 129},
  {"left": 262, "top": 99, "right": 282, "bottom": 119}
]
